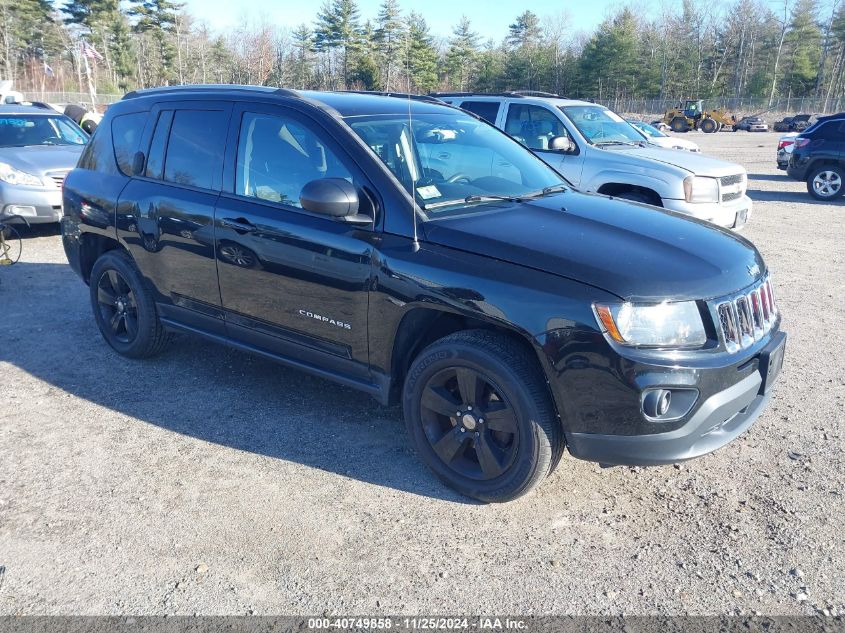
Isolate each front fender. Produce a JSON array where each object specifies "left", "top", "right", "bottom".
[{"left": 583, "top": 168, "right": 683, "bottom": 201}]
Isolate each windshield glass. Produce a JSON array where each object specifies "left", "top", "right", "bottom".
[
  {"left": 0, "top": 114, "right": 88, "bottom": 147},
  {"left": 561, "top": 106, "right": 646, "bottom": 145},
  {"left": 629, "top": 121, "right": 666, "bottom": 138},
  {"left": 346, "top": 112, "right": 568, "bottom": 215}
]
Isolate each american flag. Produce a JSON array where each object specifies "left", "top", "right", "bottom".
[{"left": 81, "top": 41, "right": 103, "bottom": 62}]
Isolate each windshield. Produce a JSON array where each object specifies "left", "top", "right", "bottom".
[
  {"left": 561, "top": 106, "right": 646, "bottom": 145},
  {"left": 629, "top": 121, "right": 667, "bottom": 138},
  {"left": 346, "top": 112, "right": 568, "bottom": 215},
  {"left": 0, "top": 114, "right": 88, "bottom": 147}
]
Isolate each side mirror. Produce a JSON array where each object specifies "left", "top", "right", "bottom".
[
  {"left": 549, "top": 135, "right": 574, "bottom": 153},
  {"left": 300, "top": 178, "right": 370, "bottom": 224}
]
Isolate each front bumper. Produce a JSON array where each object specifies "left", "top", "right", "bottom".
[
  {"left": 662, "top": 194, "right": 752, "bottom": 230},
  {"left": 567, "top": 371, "right": 768, "bottom": 465},
  {"left": 0, "top": 182, "right": 63, "bottom": 224},
  {"left": 538, "top": 327, "right": 785, "bottom": 467}
]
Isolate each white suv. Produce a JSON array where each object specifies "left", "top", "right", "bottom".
[{"left": 435, "top": 92, "right": 752, "bottom": 230}]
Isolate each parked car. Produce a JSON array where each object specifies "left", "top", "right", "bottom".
[
  {"left": 435, "top": 92, "right": 752, "bottom": 230},
  {"left": 786, "top": 112, "right": 845, "bottom": 200},
  {"left": 0, "top": 103, "right": 88, "bottom": 226},
  {"left": 649, "top": 119, "right": 671, "bottom": 132},
  {"left": 773, "top": 114, "right": 813, "bottom": 133},
  {"left": 62, "top": 86, "right": 786, "bottom": 502},
  {"left": 626, "top": 119, "right": 701, "bottom": 152},
  {"left": 776, "top": 132, "right": 799, "bottom": 170},
  {"left": 734, "top": 116, "right": 769, "bottom": 132}
]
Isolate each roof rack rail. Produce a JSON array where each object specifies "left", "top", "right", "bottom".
[
  {"left": 430, "top": 92, "right": 526, "bottom": 99},
  {"left": 337, "top": 90, "right": 442, "bottom": 104},
  {"left": 123, "top": 84, "right": 299, "bottom": 100},
  {"left": 507, "top": 90, "right": 562, "bottom": 98}
]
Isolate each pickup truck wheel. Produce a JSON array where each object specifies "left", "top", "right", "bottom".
[
  {"left": 403, "top": 330, "right": 561, "bottom": 502},
  {"left": 807, "top": 165, "right": 844, "bottom": 200},
  {"left": 90, "top": 249, "right": 169, "bottom": 358}
]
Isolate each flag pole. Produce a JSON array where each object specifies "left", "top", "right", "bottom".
[{"left": 81, "top": 42, "right": 97, "bottom": 109}]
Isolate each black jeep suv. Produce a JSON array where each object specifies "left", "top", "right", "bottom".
[
  {"left": 62, "top": 86, "right": 786, "bottom": 502},
  {"left": 787, "top": 112, "right": 845, "bottom": 200}
]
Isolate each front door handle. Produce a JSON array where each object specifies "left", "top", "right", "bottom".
[{"left": 221, "top": 217, "right": 256, "bottom": 233}]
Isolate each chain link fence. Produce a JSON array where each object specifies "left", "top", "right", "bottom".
[{"left": 22, "top": 92, "right": 123, "bottom": 109}]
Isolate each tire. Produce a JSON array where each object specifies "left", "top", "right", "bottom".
[
  {"left": 89, "top": 249, "right": 169, "bottom": 358},
  {"left": 807, "top": 165, "right": 845, "bottom": 201},
  {"left": 402, "top": 329, "right": 562, "bottom": 503},
  {"left": 615, "top": 190, "right": 660, "bottom": 206},
  {"left": 700, "top": 117, "right": 717, "bottom": 134},
  {"left": 670, "top": 117, "right": 689, "bottom": 133}
]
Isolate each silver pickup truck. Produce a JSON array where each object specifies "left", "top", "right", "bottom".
[{"left": 435, "top": 92, "right": 752, "bottom": 230}]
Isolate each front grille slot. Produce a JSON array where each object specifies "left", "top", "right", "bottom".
[
  {"left": 720, "top": 173, "right": 746, "bottom": 203},
  {"left": 47, "top": 171, "right": 69, "bottom": 189},
  {"left": 714, "top": 277, "right": 777, "bottom": 353}
]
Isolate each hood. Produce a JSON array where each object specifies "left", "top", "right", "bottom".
[
  {"left": 0, "top": 144, "right": 84, "bottom": 176},
  {"left": 603, "top": 144, "right": 744, "bottom": 177},
  {"left": 424, "top": 192, "right": 765, "bottom": 303}
]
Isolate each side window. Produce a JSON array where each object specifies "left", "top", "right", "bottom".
[
  {"left": 111, "top": 112, "right": 147, "bottom": 176},
  {"left": 236, "top": 111, "right": 352, "bottom": 208},
  {"left": 819, "top": 121, "right": 845, "bottom": 141},
  {"left": 145, "top": 110, "right": 173, "bottom": 180},
  {"left": 163, "top": 109, "right": 228, "bottom": 190},
  {"left": 504, "top": 104, "right": 569, "bottom": 150},
  {"left": 460, "top": 101, "right": 500, "bottom": 124}
]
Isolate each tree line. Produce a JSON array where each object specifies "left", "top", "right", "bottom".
[{"left": 1, "top": 0, "right": 843, "bottom": 110}]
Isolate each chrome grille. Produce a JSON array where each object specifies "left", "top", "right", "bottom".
[
  {"left": 720, "top": 173, "right": 746, "bottom": 203},
  {"left": 715, "top": 277, "right": 778, "bottom": 353}
]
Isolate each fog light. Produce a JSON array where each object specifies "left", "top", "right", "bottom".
[
  {"left": 6, "top": 205, "right": 36, "bottom": 217},
  {"left": 643, "top": 389, "right": 672, "bottom": 418}
]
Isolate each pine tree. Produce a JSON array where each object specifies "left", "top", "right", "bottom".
[
  {"left": 404, "top": 12, "right": 437, "bottom": 92},
  {"left": 314, "top": 0, "right": 362, "bottom": 88},
  {"left": 374, "top": 0, "right": 404, "bottom": 91},
  {"left": 505, "top": 11, "right": 543, "bottom": 89},
  {"left": 445, "top": 16, "right": 479, "bottom": 91},
  {"left": 130, "top": 0, "right": 182, "bottom": 85},
  {"left": 784, "top": 0, "right": 822, "bottom": 95},
  {"left": 291, "top": 24, "right": 313, "bottom": 89},
  {"left": 351, "top": 20, "right": 379, "bottom": 89}
]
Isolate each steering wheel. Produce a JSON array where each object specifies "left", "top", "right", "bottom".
[{"left": 446, "top": 173, "right": 472, "bottom": 184}]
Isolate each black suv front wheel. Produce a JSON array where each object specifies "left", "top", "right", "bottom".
[
  {"left": 807, "top": 165, "right": 844, "bottom": 200},
  {"left": 403, "top": 330, "right": 561, "bottom": 502},
  {"left": 90, "top": 249, "right": 169, "bottom": 358}
]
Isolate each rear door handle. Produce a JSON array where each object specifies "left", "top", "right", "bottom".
[{"left": 220, "top": 217, "right": 256, "bottom": 233}]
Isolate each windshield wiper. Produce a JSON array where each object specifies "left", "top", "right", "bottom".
[
  {"left": 524, "top": 184, "right": 569, "bottom": 198},
  {"left": 424, "top": 194, "right": 521, "bottom": 210},
  {"left": 594, "top": 140, "right": 644, "bottom": 147}
]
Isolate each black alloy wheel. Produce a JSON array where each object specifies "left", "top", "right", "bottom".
[
  {"left": 96, "top": 269, "right": 139, "bottom": 344},
  {"left": 419, "top": 366, "right": 519, "bottom": 481}
]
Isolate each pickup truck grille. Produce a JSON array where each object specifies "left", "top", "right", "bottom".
[
  {"left": 715, "top": 277, "right": 777, "bottom": 353},
  {"left": 720, "top": 173, "right": 746, "bottom": 203}
]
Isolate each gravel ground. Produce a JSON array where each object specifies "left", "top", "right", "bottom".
[{"left": 0, "top": 132, "right": 842, "bottom": 616}]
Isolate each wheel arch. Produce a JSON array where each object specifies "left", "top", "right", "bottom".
[
  {"left": 596, "top": 182, "right": 664, "bottom": 206},
  {"left": 385, "top": 305, "right": 557, "bottom": 411},
  {"left": 79, "top": 232, "right": 126, "bottom": 284}
]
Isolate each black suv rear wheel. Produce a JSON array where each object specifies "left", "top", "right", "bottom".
[
  {"left": 90, "top": 250, "right": 169, "bottom": 358},
  {"left": 403, "top": 330, "right": 561, "bottom": 502},
  {"left": 807, "top": 165, "right": 844, "bottom": 200}
]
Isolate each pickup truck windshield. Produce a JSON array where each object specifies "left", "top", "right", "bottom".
[
  {"left": 0, "top": 115, "right": 87, "bottom": 147},
  {"left": 561, "top": 106, "right": 646, "bottom": 146},
  {"left": 346, "top": 112, "right": 567, "bottom": 215}
]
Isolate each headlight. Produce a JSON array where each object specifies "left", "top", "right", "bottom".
[
  {"left": 0, "top": 162, "right": 43, "bottom": 187},
  {"left": 683, "top": 175, "right": 719, "bottom": 203},
  {"left": 594, "top": 301, "right": 707, "bottom": 348}
]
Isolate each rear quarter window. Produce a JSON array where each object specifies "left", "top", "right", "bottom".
[
  {"left": 112, "top": 112, "right": 148, "bottom": 176},
  {"left": 459, "top": 101, "right": 501, "bottom": 124}
]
